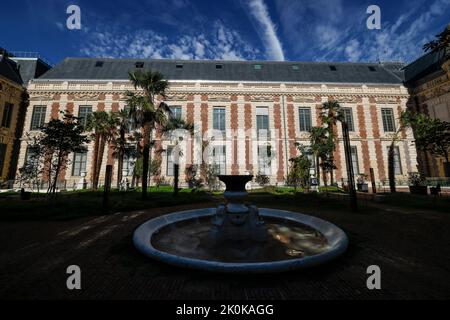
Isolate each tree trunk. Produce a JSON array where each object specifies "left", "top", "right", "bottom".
[
  {"left": 91, "top": 133, "right": 100, "bottom": 190},
  {"left": 322, "top": 167, "right": 328, "bottom": 188},
  {"left": 173, "top": 164, "right": 179, "bottom": 196},
  {"left": 142, "top": 144, "right": 149, "bottom": 199},
  {"left": 388, "top": 143, "right": 396, "bottom": 193},
  {"left": 50, "top": 151, "right": 63, "bottom": 197},
  {"left": 141, "top": 122, "right": 151, "bottom": 199},
  {"left": 95, "top": 135, "right": 107, "bottom": 189},
  {"left": 116, "top": 128, "right": 125, "bottom": 189},
  {"left": 117, "top": 154, "right": 123, "bottom": 189},
  {"left": 316, "top": 155, "right": 320, "bottom": 187}
]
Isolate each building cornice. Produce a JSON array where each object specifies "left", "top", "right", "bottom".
[{"left": 27, "top": 81, "right": 409, "bottom": 100}]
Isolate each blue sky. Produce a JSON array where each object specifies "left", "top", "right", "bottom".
[{"left": 1, "top": 0, "right": 449, "bottom": 65}]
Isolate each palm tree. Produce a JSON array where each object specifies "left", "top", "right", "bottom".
[
  {"left": 320, "top": 101, "right": 344, "bottom": 185},
  {"left": 309, "top": 126, "right": 330, "bottom": 187},
  {"left": 387, "top": 111, "right": 414, "bottom": 193},
  {"left": 126, "top": 70, "right": 171, "bottom": 199},
  {"left": 160, "top": 117, "right": 195, "bottom": 196},
  {"left": 85, "top": 111, "right": 118, "bottom": 189},
  {"left": 423, "top": 23, "right": 450, "bottom": 58},
  {"left": 113, "top": 109, "right": 134, "bottom": 188}
]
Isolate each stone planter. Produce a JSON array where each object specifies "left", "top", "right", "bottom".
[{"left": 409, "top": 185, "right": 428, "bottom": 195}]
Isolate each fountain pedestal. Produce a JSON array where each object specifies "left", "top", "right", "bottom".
[{"left": 211, "top": 175, "right": 266, "bottom": 243}]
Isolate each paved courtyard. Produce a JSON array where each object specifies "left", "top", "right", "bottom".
[{"left": 1, "top": 197, "right": 450, "bottom": 300}]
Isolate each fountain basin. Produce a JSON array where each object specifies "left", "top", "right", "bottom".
[{"left": 133, "top": 208, "right": 348, "bottom": 273}]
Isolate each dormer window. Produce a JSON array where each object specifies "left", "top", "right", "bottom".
[
  {"left": 95, "top": 61, "right": 104, "bottom": 67},
  {"left": 216, "top": 64, "right": 223, "bottom": 69},
  {"left": 368, "top": 66, "right": 376, "bottom": 72},
  {"left": 135, "top": 62, "right": 144, "bottom": 68},
  {"left": 329, "top": 65, "right": 337, "bottom": 71},
  {"left": 176, "top": 63, "right": 184, "bottom": 69}
]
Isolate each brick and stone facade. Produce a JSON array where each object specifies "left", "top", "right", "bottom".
[
  {"left": 405, "top": 52, "right": 450, "bottom": 177},
  {"left": 18, "top": 77, "right": 417, "bottom": 188}
]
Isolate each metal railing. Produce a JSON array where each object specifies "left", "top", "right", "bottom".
[{"left": 8, "top": 51, "right": 52, "bottom": 66}]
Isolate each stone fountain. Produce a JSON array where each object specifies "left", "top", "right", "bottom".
[
  {"left": 133, "top": 175, "right": 348, "bottom": 273},
  {"left": 211, "top": 175, "right": 266, "bottom": 243}
]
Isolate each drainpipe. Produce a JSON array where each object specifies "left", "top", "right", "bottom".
[{"left": 281, "top": 95, "right": 289, "bottom": 177}]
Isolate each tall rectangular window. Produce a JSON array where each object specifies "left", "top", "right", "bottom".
[
  {"left": 387, "top": 146, "right": 402, "bottom": 175},
  {"left": 72, "top": 152, "right": 87, "bottom": 176},
  {"left": 305, "top": 147, "right": 316, "bottom": 170},
  {"left": 170, "top": 106, "right": 182, "bottom": 120},
  {"left": 298, "top": 107, "right": 312, "bottom": 132},
  {"left": 213, "top": 108, "right": 226, "bottom": 133},
  {"left": 123, "top": 106, "right": 136, "bottom": 130},
  {"left": 24, "top": 145, "right": 39, "bottom": 167},
  {"left": 0, "top": 143, "right": 7, "bottom": 175},
  {"left": 258, "top": 145, "right": 271, "bottom": 175},
  {"left": 212, "top": 145, "right": 226, "bottom": 175},
  {"left": 123, "top": 155, "right": 135, "bottom": 176},
  {"left": 30, "top": 106, "right": 47, "bottom": 130},
  {"left": 350, "top": 146, "right": 360, "bottom": 175},
  {"left": 381, "top": 108, "right": 396, "bottom": 132},
  {"left": 341, "top": 107, "right": 354, "bottom": 132},
  {"left": 1, "top": 103, "right": 13, "bottom": 128},
  {"left": 256, "top": 107, "right": 269, "bottom": 139},
  {"left": 166, "top": 146, "right": 174, "bottom": 176},
  {"left": 78, "top": 106, "right": 92, "bottom": 127}
]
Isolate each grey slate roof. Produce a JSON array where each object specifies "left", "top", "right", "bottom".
[
  {"left": 0, "top": 55, "right": 23, "bottom": 85},
  {"left": 38, "top": 58, "right": 405, "bottom": 84},
  {"left": 404, "top": 49, "right": 447, "bottom": 84},
  {"left": 11, "top": 58, "right": 52, "bottom": 84}
]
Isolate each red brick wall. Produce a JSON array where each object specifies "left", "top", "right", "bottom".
[
  {"left": 357, "top": 105, "right": 371, "bottom": 175},
  {"left": 244, "top": 103, "right": 253, "bottom": 172},
  {"left": 50, "top": 102, "right": 60, "bottom": 120},
  {"left": 286, "top": 100, "right": 296, "bottom": 159},
  {"left": 230, "top": 102, "right": 239, "bottom": 175},
  {"left": 273, "top": 103, "right": 284, "bottom": 182},
  {"left": 370, "top": 103, "right": 386, "bottom": 181},
  {"left": 186, "top": 101, "right": 195, "bottom": 168},
  {"left": 201, "top": 102, "right": 208, "bottom": 135}
]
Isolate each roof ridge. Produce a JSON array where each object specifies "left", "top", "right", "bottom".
[{"left": 61, "top": 57, "right": 395, "bottom": 65}]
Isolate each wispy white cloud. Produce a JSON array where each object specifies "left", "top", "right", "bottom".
[
  {"left": 245, "top": 0, "right": 285, "bottom": 61},
  {"left": 275, "top": 0, "right": 450, "bottom": 63},
  {"left": 79, "top": 21, "right": 259, "bottom": 61},
  {"left": 352, "top": 0, "right": 450, "bottom": 62},
  {"left": 344, "top": 39, "right": 361, "bottom": 61},
  {"left": 55, "top": 22, "right": 64, "bottom": 31}
]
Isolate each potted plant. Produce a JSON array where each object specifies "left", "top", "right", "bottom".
[
  {"left": 408, "top": 172, "right": 428, "bottom": 195},
  {"left": 356, "top": 173, "right": 369, "bottom": 192}
]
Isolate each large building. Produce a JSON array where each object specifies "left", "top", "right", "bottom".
[
  {"left": 404, "top": 49, "right": 450, "bottom": 177},
  {"left": 0, "top": 51, "right": 51, "bottom": 187},
  {"left": 17, "top": 58, "right": 418, "bottom": 188}
]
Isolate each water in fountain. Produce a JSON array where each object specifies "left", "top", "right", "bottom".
[{"left": 151, "top": 175, "right": 330, "bottom": 263}]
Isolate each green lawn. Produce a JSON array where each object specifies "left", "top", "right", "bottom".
[
  {"left": 0, "top": 187, "right": 211, "bottom": 221},
  {"left": 377, "top": 192, "right": 450, "bottom": 213},
  {"left": 1, "top": 186, "right": 449, "bottom": 221}
]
